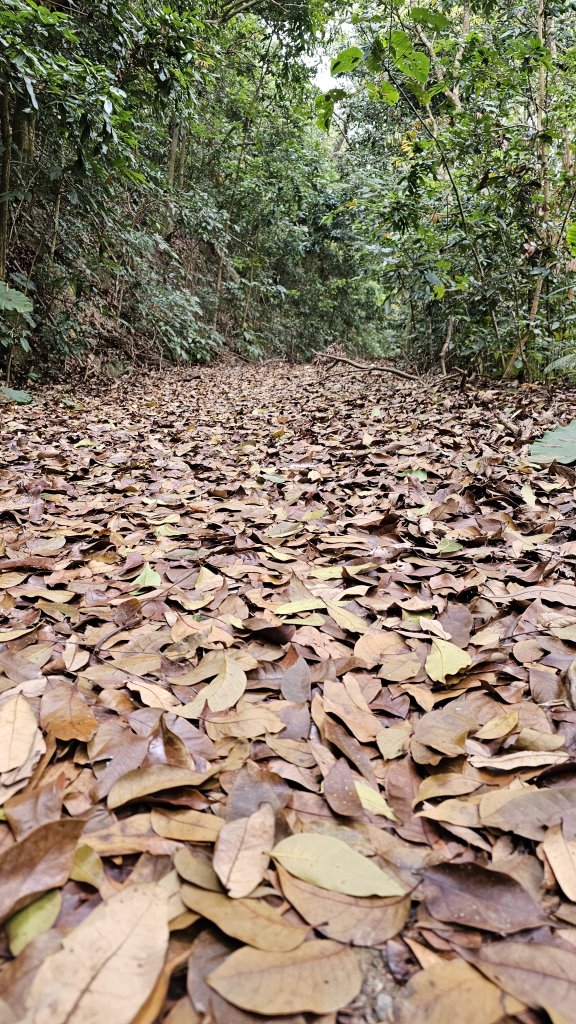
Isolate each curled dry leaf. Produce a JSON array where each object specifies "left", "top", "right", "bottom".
[
  {"left": 207, "top": 939, "right": 363, "bottom": 1015},
  {"left": 107, "top": 765, "right": 210, "bottom": 809},
  {"left": 0, "top": 695, "right": 44, "bottom": 774},
  {"left": 543, "top": 822, "right": 576, "bottom": 901}
]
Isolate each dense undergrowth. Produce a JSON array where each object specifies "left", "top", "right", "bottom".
[{"left": 2, "top": 0, "right": 576, "bottom": 381}]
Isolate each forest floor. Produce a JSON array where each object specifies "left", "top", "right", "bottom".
[{"left": 1, "top": 362, "right": 576, "bottom": 1024}]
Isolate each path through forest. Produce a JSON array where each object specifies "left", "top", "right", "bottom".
[{"left": 1, "top": 363, "right": 576, "bottom": 1024}]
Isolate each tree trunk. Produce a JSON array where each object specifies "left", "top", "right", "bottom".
[
  {"left": 0, "top": 84, "right": 12, "bottom": 282},
  {"left": 178, "top": 123, "right": 188, "bottom": 190},
  {"left": 167, "top": 118, "right": 179, "bottom": 190}
]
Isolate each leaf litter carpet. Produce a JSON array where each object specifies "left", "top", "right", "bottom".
[{"left": 1, "top": 363, "right": 576, "bottom": 1024}]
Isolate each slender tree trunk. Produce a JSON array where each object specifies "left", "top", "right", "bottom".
[
  {"left": 50, "top": 184, "right": 62, "bottom": 261},
  {"left": 178, "top": 123, "right": 188, "bottom": 190},
  {"left": 440, "top": 317, "right": 454, "bottom": 376},
  {"left": 504, "top": 0, "right": 551, "bottom": 377},
  {"left": 167, "top": 118, "right": 179, "bottom": 190},
  {"left": 0, "top": 84, "right": 12, "bottom": 282}
]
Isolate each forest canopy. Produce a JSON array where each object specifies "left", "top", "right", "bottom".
[{"left": 1, "top": 0, "right": 576, "bottom": 379}]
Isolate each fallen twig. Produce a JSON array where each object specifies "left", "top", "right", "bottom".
[{"left": 322, "top": 354, "right": 418, "bottom": 381}]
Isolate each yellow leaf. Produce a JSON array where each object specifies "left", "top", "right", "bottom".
[
  {"left": 354, "top": 781, "right": 397, "bottom": 819},
  {"left": 271, "top": 833, "right": 405, "bottom": 897},
  {"left": 6, "top": 890, "right": 62, "bottom": 956},
  {"left": 425, "top": 638, "right": 471, "bottom": 683}
]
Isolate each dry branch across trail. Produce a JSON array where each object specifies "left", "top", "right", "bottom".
[
  {"left": 1, "top": 364, "right": 576, "bottom": 1024},
  {"left": 319, "top": 352, "right": 418, "bottom": 380}
]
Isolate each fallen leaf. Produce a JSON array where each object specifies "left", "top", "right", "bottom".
[
  {"left": 277, "top": 865, "right": 409, "bottom": 945},
  {"left": 40, "top": 681, "right": 98, "bottom": 742},
  {"left": 271, "top": 833, "right": 406, "bottom": 897},
  {"left": 0, "top": 819, "right": 83, "bottom": 923},
  {"left": 471, "top": 941, "right": 576, "bottom": 1022},
  {"left": 151, "top": 808, "right": 223, "bottom": 842},
  {"left": 107, "top": 765, "right": 209, "bottom": 809},
  {"left": 181, "top": 884, "right": 308, "bottom": 950},
  {"left": 207, "top": 939, "right": 363, "bottom": 1014},
  {"left": 213, "top": 803, "right": 275, "bottom": 898},
  {"left": 22, "top": 883, "right": 170, "bottom": 1024},
  {"left": 543, "top": 822, "right": 576, "bottom": 901},
  {"left": 425, "top": 638, "right": 472, "bottom": 683},
  {"left": 423, "top": 863, "right": 547, "bottom": 933},
  {"left": 6, "top": 889, "right": 62, "bottom": 956},
  {"left": 394, "top": 958, "right": 524, "bottom": 1024},
  {"left": 0, "top": 695, "right": 43, "bottom": 773}
]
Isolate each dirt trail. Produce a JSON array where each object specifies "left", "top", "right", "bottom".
[{"left": 1, "top": 364, "right": 576, "bottom": 1023}]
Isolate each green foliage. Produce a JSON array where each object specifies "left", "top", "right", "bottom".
[
  {"left": 529, "top": 419, "right": 576, "bottom": 465},
  {"left": 0, "top": 385, "right": 33, "bottom": 404},
  {"left": 0, "top": 283, "right": 33, "bottom": 315},
  {"left": 317, "top": 0, "right": 576, "bottom": 377},
  {"left": 0, "top": 0, "right": 395, "bottom": 376}
]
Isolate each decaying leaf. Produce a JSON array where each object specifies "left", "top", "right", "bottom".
[
  {"left": 207, "top": 939, "right": 363, "bottom": 1014},
  {"left": 22, "top": 884, "right": 170, "bottom": 1024},
  {"left": 394, "top": 958, "right": 524, "bottom": 1024},
  {"left": 213, "top": 803, "right": 275, "bottom": 898}
]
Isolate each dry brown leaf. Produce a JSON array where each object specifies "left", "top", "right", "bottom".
[
  {"left": 423, "top": 862, "right": 547, "bottom": 933},
  {"left": 181, "top": 884, "right": 308, "bottom": 950},
  {"left": 471, "top": 941, "right": 576, "bottom": 1022},
  {"left": 40, "top": 681, "right": 98, "bottom": 742},
  {"left": 107, "top": 765, "right": 210, "bottom": 809},
  {"left": 394, "top": 958, "right": 524, "bottom": 1024},
  {"left": 151, "top": 808, "right": 223, "bottom": 842},
  {"left": 277, "top": 865, "right": 409, "bottom": 945},
  {"left": 0, "top": 819, "right": 84, "bottom": 924},
  {"left": 0, "top": 695, "right": 44, "bottom": 773},
  {"left": 207, "top": 939, "right": 363, "bottom": 1014},
  {"left": 213, "top": 803, "right": 275, "bottom": 898},
  {"left": 22, "top": 883, "right": 170, "bottom": 1024},
  {"left": 543, "top": 822, "right": 576, "bottom": 901}
]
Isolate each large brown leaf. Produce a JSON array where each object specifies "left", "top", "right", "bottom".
[
  {"left": 40, "top": 681, "right": 98, "bottom": 742},
  {"left": 181, "top": 884, "right": 308, "bottom": 950},
  {"left": 0, "top": 695, "right": 44, "bottom": 773},
  {"left": 22, "top": 883, "right": 170, "bottom": 1024},
  {"left": 207, "top": 939, "right": 363, "bottom": 1014},
  {"left": 471, "top": 941, "right": 576, "bottom": 1022},
  {"left": 394, "top": 958, "right": 524, "bottom": 1024},
  {"left": 277, "top": 865, "right": 409, "bottom": 945},
  {"left": 213, "top": 803, "right": 275, "bottom": 898},
  {"left": 0, "top": 819, "right": 83, "bottom": 923},
  {"left": 422, "top": 862, "right": 548, "bottom": 933}
]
